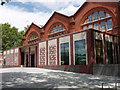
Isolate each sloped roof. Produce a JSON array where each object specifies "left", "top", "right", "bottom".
[
  {"left": 43, "top": 11, "right": 70, "bottom": 28},
  {"left": 24, "top": 23, "right": 41, "bottom": 36},
  {"left": 24, "top": 2, "right": 87, "bottom": 36}
]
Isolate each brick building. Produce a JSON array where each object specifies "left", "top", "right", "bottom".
[{"left": 3, "top": 1, "right": 120, "bottom": 74}]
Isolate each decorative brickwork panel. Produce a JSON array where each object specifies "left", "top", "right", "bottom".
[
  {"left": 48, "top": 39, "right": 57, "bottom": 65},
  {"left": 5, "top": 50, "right": 13, "bottom": 66},
  {"left": 14, "top": 48, "right": 19, "bottom": 66},
  {"left": 4, "top": 48, "right": 19, "bottom": 66},
  {"left": 39, "top": 41, "right": 46, "bottom": 65}
]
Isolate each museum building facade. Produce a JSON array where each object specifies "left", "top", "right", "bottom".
[{"left": 3, "top": 1, "right": 120, "bottom": 74}]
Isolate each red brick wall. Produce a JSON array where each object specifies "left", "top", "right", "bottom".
[
  {"left": 23, "top": 2, "right": 120, "bottom": 46},
  {"left": 23, "top": 23, "right": 41, "bottom": 45}
]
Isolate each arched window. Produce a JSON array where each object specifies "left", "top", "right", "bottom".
[
  {"left": 82, "top": 11, "right": 112, "bottom": 31},
  {"left": 28, "top": 33, "right": 39, "bottom": 44},
  {"left": 48, "top": 25, "right": 66, "bottom": 38}
]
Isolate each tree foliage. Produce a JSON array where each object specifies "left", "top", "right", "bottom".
[
  {"left": 24, "top": 25, "right": 30, "bottom": 32},
  {"left": 1, "top": 23, "right": 25, "bottom": 51}
]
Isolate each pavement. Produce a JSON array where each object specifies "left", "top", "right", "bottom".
[{"left": 0, "top": 67, "right": 120, "bottom": 90}]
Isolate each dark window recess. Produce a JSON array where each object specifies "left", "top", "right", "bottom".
[
  {"left": 60, "top": 42, "right": 69, "bottom": 65},
  {"left": 31, "top": 54, "right": 35, "bottom": 67},
  {"left": 106, "top": 41, "right": 113, "bottom": 64},
  {"left": 114, "top": 43, "right": 119, "bottom": 64}
]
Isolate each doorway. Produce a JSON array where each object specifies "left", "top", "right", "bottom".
[
  {"left": 31, "top": 54, "right": 35, "bottom": 67},
  {"left": 21, "top": 52, "right": 24, "bottom": 66}
]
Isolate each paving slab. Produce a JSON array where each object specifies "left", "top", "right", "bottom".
[{"left": 0, "top": 68, "right": 120, "bottom": 90}]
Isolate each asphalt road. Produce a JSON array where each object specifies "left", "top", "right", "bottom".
[{"left": 0, "top": 68, "right": 120, "bottom": 90}]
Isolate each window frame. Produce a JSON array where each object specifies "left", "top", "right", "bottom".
[
  {"left": 82, "top": 11, "right": 112, "bottom": 32},
  {"left": 28, "top": 33, "right": 39, "bottom": 44}
]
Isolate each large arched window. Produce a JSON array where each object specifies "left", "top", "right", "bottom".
[
  {"left": 82, "top": 11, "right": 112, "bottom": 32},
  {"left": 48, "top": 25, "right": 66, "bottom": 38},
  {"left": 28, "top": 33, "right": 39, "bottom": 44}
]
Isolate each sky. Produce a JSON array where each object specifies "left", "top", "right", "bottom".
[{"left": 0, "top": 0, "right": 86, "bottom": 31}]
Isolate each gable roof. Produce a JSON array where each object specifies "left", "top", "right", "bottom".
[
  {"left": 43, "top": 11, "right": 69, "bottom": 28},
  {"left": 24, "top": 2, "right": 87, "bottom": 36},
  {"left": 74, "top": 2, "right": 87, "bottom": 17},
  {"left": 24, "top": 23, "right": 41, "bottom": 36}
]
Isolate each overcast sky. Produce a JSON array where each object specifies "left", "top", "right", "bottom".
[{"left": 0, "top": 0, "right": 86, "bottom": 31}]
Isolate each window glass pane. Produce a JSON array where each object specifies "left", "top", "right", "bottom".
[
  {"left": 88, "top": 14, "right": 92, "bottom": 23},
  {"left": 93, "top": 12, "right": 99, "bottom": 21},
  {"left": 106, "top": 13, "right": 110, "bottom": 17},
  {"left": 114, "top": 43, "right": 119, "bottom": 64},
  {"left": 83, "top": 26, "right": 87, "bottom": 30},
  {"left": 107, "top": 19, "right": 112, "bottom": 30},
  {"left": 95, "top": 39, "right": 104, "bottom": 64},
  {"left": 56, "top": 29, "right": 59, "bottom": 32},
  {"left": 100, "top": 21, "right": 106, "bottom": 31},
  {"left": 75, "top": 40, "right": 86, "bottom": 65},
  {"left": 51, "top": 25, "right": 65, "bottom": 34},
  {"left": 94, "top": 23, "right": 98, "bottom": 30},
  {"left": 56, "top": 25, "right": 59, "bottom": 29},
  {"left": 106, "top": 41, "right": 113, "bottom": 64},
  {"left": 61, "top": 42, "right": 69, "bottom": 65},
  {"left": 88, "top": 25, "right": 93, "bottom": 29},
  {"left": 59, "top": 25, "right": 62, "bottom": 31},
  {"left": 99, "top": 11, "right": 105, "bottom": 19}
]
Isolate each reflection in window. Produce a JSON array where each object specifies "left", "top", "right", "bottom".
[
  {"left": 95, "top": 32, "right": 103, "bottom": 64},
  {"left": 99, "top": 11, "right": 104, "bottom": 19},
  {"left": 75, "top": 40, "right": 86, "bottom": 65},
  {"left": 48, "top": 32, "right": 66, "bottom": 38},
  {"left": 88, "top": 14, "right": 92, "bottom": 23},
  {"left": 100, "top": 21, "right": 106, "bottom": 31},
  {"left": 95, "top": 40, "right": 103, "bottom": 64},
  {"left": 106, "top": 41, "right": 113, "bottom": 64},
  {"left": 107, "top": 19, "right": 112, "bottom": 30},
  {"left": 106, "top": 13, "right": 110, "bottom": 17},
  {"left": 114, "top": 43, "right": 119, "bottom": 64},
  {"left": 61, "top": 42, "right": 69, "bottom": 65},
  {"left": 28, "top": 33, "right": 38, "bottom": 44},
  {"left": 94, "top": 23, "right": 98, "bottom": 30},
  {"left": 93, "top": 12, "right": 98, "bottom": 21},
  {"left": 82, "top": 11, "right": 112, "bottom": 31},
  {"left": 88, "top": 25, "right": 93, "bottom": 29},
  {"left": 106, "top": 36, "right": 119, "bottom": 64},
  {"left": 50, "top": 25, "right": 65, "bottom": 34}
]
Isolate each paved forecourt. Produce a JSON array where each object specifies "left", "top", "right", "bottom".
[{"left": 0, "top": 67, "right": 120, "bottom": 90}]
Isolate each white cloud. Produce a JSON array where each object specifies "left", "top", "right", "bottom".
[
  {"left": 0, "top": 5, "right": 52, "bottom": 31},
  {"left": 57, "top": 4, "right": 79, "bottom": 16},
  {"left": 13, "top": 0, "right": 86, "bottom": 10},
  {"left": 0, "top": 0, "right": 86, "bottom": 31},
  {"left": 56, "top": 0, "right": 86, "bottom": 16}
]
